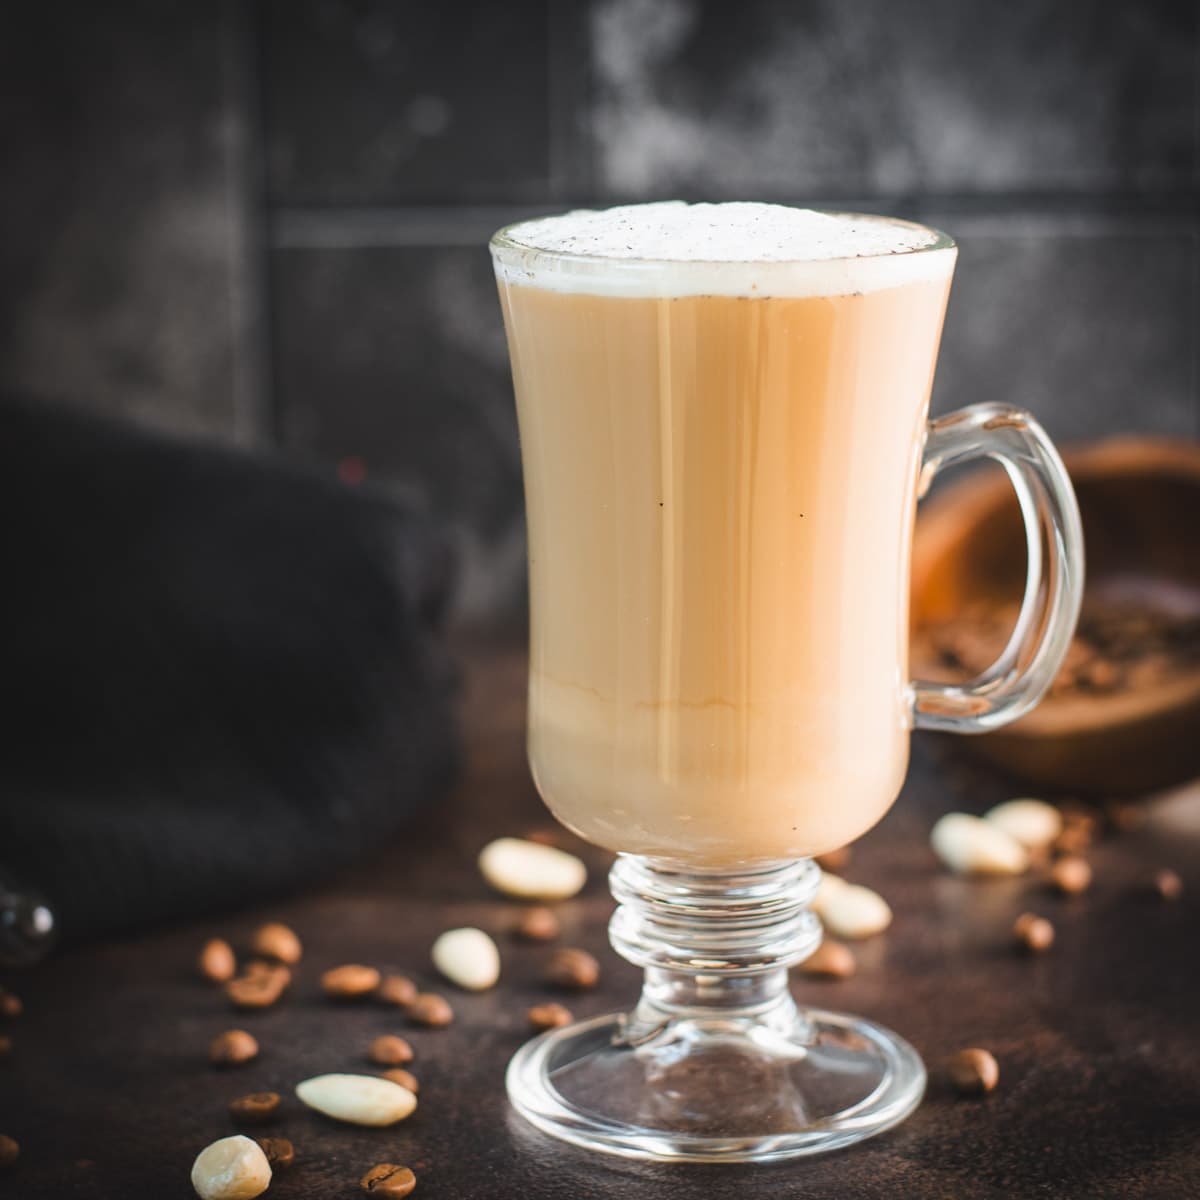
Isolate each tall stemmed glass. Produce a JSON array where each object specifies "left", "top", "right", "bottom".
[{"left": 491, "top": 206, "right": 1084, "bottom": 1163}]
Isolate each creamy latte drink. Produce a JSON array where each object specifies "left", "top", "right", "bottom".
[{"left": 493, "top": 203, "right": 956, "bottom": 863}]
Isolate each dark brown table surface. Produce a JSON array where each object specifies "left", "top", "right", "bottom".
[{"left": 2, "top": 642, "right": 1199, "bottom": 1199}]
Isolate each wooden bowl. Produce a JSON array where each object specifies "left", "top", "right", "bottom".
[{"left": 911, "top": 437, "right": 1200, "bottom": 794}]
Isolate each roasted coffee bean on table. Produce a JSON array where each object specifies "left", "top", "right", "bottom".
[
  {"left": 947, "top": 1048, "right": 1000, "bottom": 1096},
  {"left": 407, "top": 993, "right": 454, "bottom": 1027},
  {"left": 321, "top": 965, "right": 382, "bottom": 999},
  {"left": 1013, "top": 913, "right": 1055, "bottom": 953},
  {"left": 360, "top": 1162, "right": 417, "bottom": 1196},
  {"left": 199, "top": 938, "right": 237, "bottom": 984},
  {"left": 368, "top": 1035, "right": 414, "bottom": 1065},
  {"left": 527, "top": 1002, "right": 574, "bottom": 1031},
  {"left": 1050, "top": 857, "right": 1093, "bottom": 895},
  {"left": 209, "top": 1029, "right": 260, "bottom": 1066},
  {"left": 255, "top": 1137, "right": 294, "bottom": 1170},
  {"left": 543, "top": 947, "right": 600, "bottom": 989},
  {"left": 250, "top": 923, "right": 303, "bottom": 965},
  {"left": 515, "top": 906, "right": 561, "bottom": 942},
  {"left": 798, "top": 938, "right": 857, "bottom": 978},
  {"left": 1153, "top": 868, "right": 1183, "bottom": 900},
  {"left": 377, "top": 974, "right": 418, "bottom": 1008},
  {"left": 380, "top": 1068, "right": 419, "bottom": 1093},
  {"left": 226, "top": 965, "right": 289, "bottom": 1010},
  {"left": 229, "top": 1092, "right": 281, "bottom": 1124}
]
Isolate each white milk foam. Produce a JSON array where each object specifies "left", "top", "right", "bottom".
[{"left": 492, "top": 202, "right": 955, "bottom": 298}]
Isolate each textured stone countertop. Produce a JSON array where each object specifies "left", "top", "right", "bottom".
[{"left": 2, "top": 642, "right": 1198, "bottom": 1199}]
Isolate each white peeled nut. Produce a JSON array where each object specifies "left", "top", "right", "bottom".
[
  {"left": 818, "top": 882, "right": 893, "bottom": 940},
  {"left": 191, "top": 1135, "right": 271, "bottom": 1200},
  {"left": 478, "top": 837, "right": 586, "bottom": 900},
  {"left": 983, "top": 798, "right": 1062, "bottom": 850},
  {"left": 295, "top": 1073, "right": 416, "bottom": 1126},
  {"left": 432, "top": 927, "right": 501, "bottom": 991},
  {"left": 932, "top": 813, "right": 1029, "bottom": 876},
  {"left": 810, "top": 871, "right": 848, "bottom": 919}
]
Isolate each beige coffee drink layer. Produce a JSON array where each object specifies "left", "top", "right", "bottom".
[{"left": 495, "top": 203, "right": 956, "bottom": 863}]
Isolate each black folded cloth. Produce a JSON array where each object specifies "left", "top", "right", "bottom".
[{"left": 0, "top": 399, "right": 460, "bottom": 939}]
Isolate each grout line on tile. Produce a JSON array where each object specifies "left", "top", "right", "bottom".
[{"left": 269, "top": 197, "right": 1200, "bottom": 250}]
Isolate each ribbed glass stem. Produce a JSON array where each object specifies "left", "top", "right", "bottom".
[{"left": 608, "top": 856, "right": 823, "bottom": 1042}]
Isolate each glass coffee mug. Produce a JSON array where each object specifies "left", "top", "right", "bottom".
[{"left": 490, "top": 204, "right": 1084, "bottom": 1163}]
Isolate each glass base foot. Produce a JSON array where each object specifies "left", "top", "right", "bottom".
[{"left": 506, "top": 1007, "right": 925, "bottom": 1163}]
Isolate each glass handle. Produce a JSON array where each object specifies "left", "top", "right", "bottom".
[{"left": 912, "top": 403, "right": 1085, "bottom": 733}]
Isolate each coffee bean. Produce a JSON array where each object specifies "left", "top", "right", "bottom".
[
  {"left": 1052, "top": 823, "right": 1093, "bottom": 857},
  {"left": 377, "top": 975, "right": 418, "bottom": 1008},
  {"left": 1154, "top": 868, "right": 1183, "bottom": 901},
  {"left": 1050, "top": 856, "right": 1092, "bottom": 896},
  {"left": 798, "top": 939, "right": 857, "bottom": 979},
  {"left": 361, "top": 1162, "right": 417, "bottom": 1196},
  {"left": 368, "top": 1035, "right": 414, "bottom": 1065},
  {"left": 250, "top": 923, "right": 302, "bottom": 965},
  {"left": 1105, "top": 801, "right": 1146, "bottom": 835},
  {"left": 0, "top": 1035, "right": 11, "bottom": 1057},
  {"left": 407, "top": 993, "right": 453, "bottom": 1027},
  {"left": 199, "top": 939, "right": 237, "bottom": 984},
  {"left": 544, "top": 948, "right": 600, "bottom": 990},
  {"left": 1013, "top": 912, "right": 1055, "bottom": 953},
  {"left": 947, "top": 1048, "right": 999, "bottom": 1095},
  {"left": 242, "top": 960, "right": 291, "bottom": 983},
  {"left": 1051, "top": 806, "right": 1099, "bottom": 854},
  {"left": 814, "top": 846, "right": 852, "bottom": 872},
  {"left": 527, "top": 1002, "right": 573, "bottom": 1031},
  {"left": 229, "top": 1092, "right": 280, "bottom": 1124},
  {"left": 380, "top": 1068, "right": 419, "bottom": 1093},
  {"left": 0, "top": 990, "right": 22, "bottom": 1019},
  {"left": 226, "top": 966, "right": 288, "bottom": 1010},
  {"left": 255, "top": 1136, "right": 294, "bottom": 1170},
  {"left": 0, "top": 1134, "right": 18, "bottom": 1168},
  {"left": 321, "top": 964, "right": 381, "bottom": 999},
  {"left": 515, "top": 906, "right": 561, "bottom": 942},
  {"left": 210, "top": 1029, "right": 260, "bottom": 1066}
]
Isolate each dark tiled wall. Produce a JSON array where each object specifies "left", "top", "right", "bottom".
[
  {"left": 3, "top": 0, "right": 1197, "bottom": 622},
  {"left": 587, "top": 1, "right": 1197, "bottom": 196},
  {"left": 0, "top": 1, "right": 263, "bottom": 440},
  {"left": 262, "top": 2, "right": 567, "bottom": 204}
]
